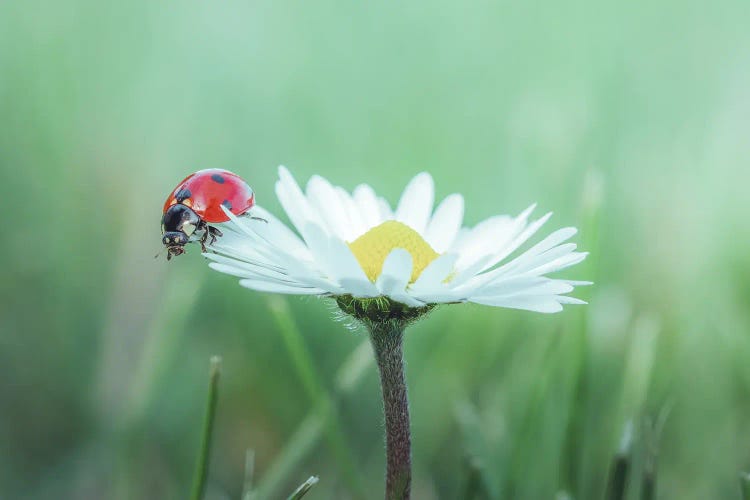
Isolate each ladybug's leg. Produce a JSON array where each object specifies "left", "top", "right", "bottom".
[
  {"left": 239, "top": 213, "right": 268, "bottom": 224},
  {"left": 196, "top": 221, "right": 210, "bottom": 252},
  {"left": 207, "top": 226, "right": 223, "bottom": 246}
]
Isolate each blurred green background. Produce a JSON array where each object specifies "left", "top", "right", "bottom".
[{"left": 1, "top": 1, "right": 749, "bottom": 499}]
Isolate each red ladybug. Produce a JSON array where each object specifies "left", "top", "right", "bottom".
[{"left": 161, "top": 169, "right": 255, "bottom": 259}]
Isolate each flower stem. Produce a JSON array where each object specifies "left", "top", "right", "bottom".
[{"left": 369, "top": 321, "right": 411, "bottom": 500}]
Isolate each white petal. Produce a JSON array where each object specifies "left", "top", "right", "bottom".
[
  {"left": 206, "top": 252, "right": 344, "bottom": 294},
  {"left": 239, "top": 279, "right": 326, "bottom": 295},
  {"left": 275, "top": 166, "right": 312, "bottom": 227},
  {"left": 446, "top": 253, "right": 497, "bottom": 288},
  {"left": 468, "top": 275, "right": 548, "bottom": 296},
  {"left": 524, "top": 251, "right": 589, "bottom": 276},
  {"left": 291, "top": 276, "right": 345, "bottom": 294},
  {"left": 555, "top": 296, "right": 588, "bottom": 305},
  {"left": 477, "top": 211, "right": 553, "bottom": 273},
  {"left": 305, "top": 175, "right": 350, "bottom": 239},
  {"left": 393, "top": 293, "right": 426, "bottom": 308},
  {"left": 296, "top": 222, "right": 339, "bottom": 277},
  {"left": 561, "top": 280, "right": 594, "bottom": 286},
  {"left": 378, "top": 197, "right": 394, "bottom": 222},
  {"left": 451, "top": 215, "right": 516, "bottom": 271},
  {"left": 513, "top": 243, "right": 578, "bottom": 274},
  {"left": 206, "top": 255, "right": 290, "bottom": 280},
  {"left": 527, "top": 227, "right": 578, "bottom": 257},
  {"left": 211, "top": 242, "right": 320, "bottom": 285},
  {"left": 353, "top": 184, "right": 384, "bottom": 231},
  {"left": 337, "top": 278, "right": 381, "bottom": 297},
  {"left": 208, "top": 262, "right": 299, "bottom": 285},
  {"left": 395, "top": 172, "right": 434, "bottom": 234},
  {"left": 217, "top": 206, "right": 318, "bottom": 277},
  {"left": 208, "top": 239, "right": 286, "bottom": 273},
  {"left": 474, "top": 278, "right": 574, "bottom": 298},
  {"left": 410, "top": 253, "right": 459, "bottom": 290},
  {"left": 209, "top": 262, "right": 271, "bottom": 280},
  {"left": 410, "top": 291, "right": 465, "bottom": 303},
  {"left": 376, "top": 249, "right": 423, "bottom": 306},
  {"left": 305, "top": 176, "right": 366, "bottom": 242},
  {"left": 410, "top": 289, "right": 465, "bottom": 303},
  {"left": 487, "top": 228, "right": 577, "bottom": 277},
  {"left": 312, "top": 228, "right": 379, "bottom": 297},
  {"left": 376, "top": 249, "right": 412, "bottom": 294},
  {"left": 214, "top": 219, "right": 291, "bottom": 267},
  {"left": 275, "top": 166, "right": 327, "bottom": 243},
  {"left": 451, "top": 204, "right": 536, "bottom": 267},
  {"left": 469, "top": 295, "right": 564, "bottom": 313},
  {"left": 236, "top": 205, "right": 311, "bottom": 260},
  {"left": 335, "top": 186, "right": 366, "bottom": 240},
  {"left": 475, "top": 243, "right": 579, "bottom": 288},
  {"left": 424, "top": 194, "right": 464, "bottom": 253}
]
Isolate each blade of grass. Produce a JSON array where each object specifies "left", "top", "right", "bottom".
[
  {"left": 605, "top": 421, "right": 632, "bottom": 500},
  {"left": 562, "top": 170, "right": 603, "bottom": 496},
  {"left": 641, "top": 464, "right": 655, "bottom": 500},
  {"left": 740, "top": 472, "right": 750, "bottom": 500},
  {"left": 267, "top": 296, "right": 365, "bottom": 498},
  {"left": 190, "top": 356, "right": 221, "bottom": 500},
  {"left": 287, "top": 476, "right": 320, "bottom": 500},
  {"left": 460, "top": 455, "right": 482, "bottom": 500},
  {"left": 640, "top": 409, "right": 669, "bottom": 500},
  {"left": 241, "top": 450, "right": 256, "bottom": 500},
  {"left": 605, "top": 453, "right": 629, "bottom": 500}
]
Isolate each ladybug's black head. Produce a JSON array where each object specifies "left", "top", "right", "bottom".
[
  {"left": 162, "top": 231, "right": 189, "bottom": 246},
  {"left": 161, "top": 204, "right": 202, "bottom": 260},
  {"left": 162, "top": 232, "right": 189, "bottom": 260}
]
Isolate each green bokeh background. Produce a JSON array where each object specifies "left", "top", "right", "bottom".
[{"left": 1, "top": 1, "right": 749, "bottom": 499}]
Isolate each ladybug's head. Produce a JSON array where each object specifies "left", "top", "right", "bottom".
[{"left": 162, "top": 231, "right": 189, "bottom": 260}]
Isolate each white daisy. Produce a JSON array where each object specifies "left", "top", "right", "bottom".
[{"left": 204, "top": 167, "right": 589, "bottom": 313}]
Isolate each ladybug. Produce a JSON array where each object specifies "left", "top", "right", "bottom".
[{"left": 161, "top": 168, "right": 256, "bottom": 260}]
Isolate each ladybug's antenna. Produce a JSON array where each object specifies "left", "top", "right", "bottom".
[{"left": 154, "top": 247, "right": 167, "bottom": 259}]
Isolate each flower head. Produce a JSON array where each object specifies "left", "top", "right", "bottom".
[{"left": 205, "top": 167, "right": 589, "bottom": 314}]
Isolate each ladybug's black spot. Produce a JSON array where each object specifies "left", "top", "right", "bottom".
[
  {"left": 175, "top": 188, "right": 192, "bottom": 202},
  {"left": 211, "top": 174, "right": 225, "bottom": 184},
  {"left": 221, "top": 199, "right": 233, "bottom": 210}
]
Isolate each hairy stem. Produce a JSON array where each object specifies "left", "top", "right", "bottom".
[{"left": 369, "top": 321, "right": 411, "bottom": 500}]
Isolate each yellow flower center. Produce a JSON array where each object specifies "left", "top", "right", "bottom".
[{"left": 348, "top": 221, "right": 439, "bottom": 283}]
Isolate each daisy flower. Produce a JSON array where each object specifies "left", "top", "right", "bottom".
[
  {"left": 199, "top": 166, "right": 589, "bottom": 500},
  {"left": 204, "top": 166, "right": 589, "bottom": 314}
]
